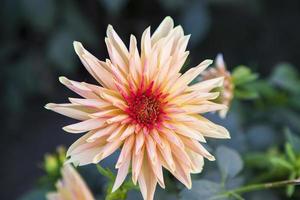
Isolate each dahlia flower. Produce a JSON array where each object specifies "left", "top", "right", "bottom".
[
  {"left": 202, "top": 54, "right": 234, "bottom": 118},
  {"left": 47, "top": 164, "right": 94, "bottom": 200},
  {"left": 45, "top": 17, "right": 230, "bottom": 200}
]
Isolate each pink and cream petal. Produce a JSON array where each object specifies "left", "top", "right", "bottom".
[
  {"left": 138, "top": 158, "right": 157, "bottom": 200},
  {"left": 59, "top": 77, "right": 99, "bottom": 99},
  {"left": 45, "top": 103, "right": 91, "bottom": 120},
  {"left": 73, "top": 41, "right": 116, "bottom": 90},
  {"left": 112, "top": 152, "right": 131, "bottom": 192},
  {"left": 187, "top": 76, "right": 224, "bottom": 92},
  {"left": 63, "top": 118, "right": 106, "bottom": 133},
  {"left": 151, "top": 16, "right": 174, "bottom": 44},
  {"left": 132, "top": 146, "right": 145, "bottom": 184}
]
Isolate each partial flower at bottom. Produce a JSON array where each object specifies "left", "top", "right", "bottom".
[
  {"left": 45, "top": 17, "right": 230, "bottom": 200},
  {"left": 47, "top": 164, "right": 94, "bottom": 200}
]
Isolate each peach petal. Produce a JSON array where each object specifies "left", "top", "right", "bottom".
[
  {"left": 59, "top": 77, "right": 99, "bottom": 99},
  {"left": 187, "top": 76, "right": 224, "bottom": 92},
  {"left": 45, "top": 103, "right": 90, "bottom": 121},
  {"left": 116, "top": 134, "right": 135, "bottom": 168},
  {"left": 112, "top": 152, "right": 131, "bottom": 192},
  {"left": 86, "top": 124, "right": 119, "bottom": 142},
  {"left": 73, "top": 41, "right": 116, "bottom": 89},
  {"left": 179, "top": 136, "right": 215, "bottom": 161},
  {"left": 138, "top": 157, "right": 157, "bottom": 200},
  {"left": 151, "top": 16, "right": 174, "bottom": 44},
  {"left": 132, "top": 146, "right": 144, "bottom": 184},
  {"left": 63, "top": 118, "right": 106, "bottom": 134},
  {"left": 93, "top": 138, "right": 123, "bottom": 163}
]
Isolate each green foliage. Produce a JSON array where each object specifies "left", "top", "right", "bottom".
[
  {"left": 245, "top": 129, "right": 300, "bottom": 197},
  {"left": 232, "top": 65, "right": 259, "bottom": 100},
  {"left": 39, "top": 146, "right": 66, "bottom": 188},
  {"left": 285, "top": 128, "right": 300, "bottom": 153},
  {"left": 232, "top": 66, "right": 258, "bottom": 86},
  {"left": 96, "top": 165, "right": 138, "bottom": 200}
]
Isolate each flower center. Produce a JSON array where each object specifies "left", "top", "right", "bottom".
[{"left": 126, "top": 91, "right": 163, "bottom": 129}]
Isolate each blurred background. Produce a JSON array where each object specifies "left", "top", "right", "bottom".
[{"left": 1, "top": 0, "right": 300, "bottom": 199}]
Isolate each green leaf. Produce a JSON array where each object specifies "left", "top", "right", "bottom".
[
  {"left": 285, "top": 143, "right": 296, "bottom": 164},
  {"left": 180, "top": 180, "right": 222, "bottom": 200},
  {"left": 216, "top": 146, "right": 244, "bottom": 180},
  {"left": 284, "top": 128, "right": 300, "bottom": 153},
  {"left": 96, "top": 164, "right": 115, "bottom": 181},
  {"left": 232, "top": 66, "right": 258, "bottom": 86},
  {"left": 234, "top": 87, "right": 259, "bottom": 99},
  {"left": 270, "top": 157, "right": 293, "bottom": 171},
  {"left": 286, "top": 172, "right": 297, "bottom": 197}
]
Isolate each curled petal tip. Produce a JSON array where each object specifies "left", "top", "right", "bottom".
[
  {"left": 209, "top": 155, "right": 216, "bottom": 161},
  {"left": 205, "top": 59, "right": 213, "bottom": 65},
  {"left": 216, "top": 53, "right": 224, "bottom": 62},
  {"left": 225, "top": 133, "right": 231, "bottom": 139},
  {"left": 59, "top": 76, "right": 68, "bottom": 84},
  {"left": 216, "top": 53, "right": 225, "bottom": 68},
  {"left": 73, "top": 40, "right": 81, "bottom": 46},
  {"left": 164, "top": 16, "right": 174, "bottom": 22},
  {"left": 44, "top": 103, "right": 54, "bottom": 110},
  {"left": 73, "top": 41, "right": 84, "bottom": 55},
  {"left": 107, "top": 24, "right": 113, "bottom": 29}
]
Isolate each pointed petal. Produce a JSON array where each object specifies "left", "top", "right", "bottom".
[
  {"left": 86, "top": 124, "right": 119, "bottom": 142},
  {"left": 107, "top": 124, "right": 126, "bottom": 142},
  {"left": 132, "top": 146, "right": 144, "bottom": 184},
  {"left": 63, "top": 118, "right": 106, "bottom": 133},
  {"left": 116, "top": 135, "right": 135, "bottom": 168},
  {"left": 138, "top": 157, "right": 157, "bottom": 200},
  {"left": 112, "top": 152, "right": 131, "bottom": 192},
  {"left": 59, "top": 77, "right": 99, "bottom": 99},
  {"left": 172, "top": 123, "right": 206, "bottom": 142},
  {"left": 120, "top": 124, "right": 135, "bottom": 140},
  {"left": 187, "top": 150, "right": 204, "bottom": 174},
  {"left": 181, "top": 101, "right": 227, "bottom": 114},
  {"left": 169, "top": 59, "right": 213, "bottom": 95},
  {"left": 151, "top": 16, "right": 174, "bottom": 44},
  {"left": 141, "top": 27, "right": 151, "bottom": 62},
  {"left": 135, "top": 132, "right": 145, "bottom": 154},
  {"left": 171, "top": 156, "right": 192, "bottom": 189},
  {"left": 73, "top": 41, "right": 116, "bottom": 89},
  {"left": 157, "top": 138, "right": 176, "bottom": 172},
  {"left": 69, "top": 98, "right": 111, "bottom": 108},
  {"left": 187, "top": 77, "right": 224, "bottom": 92},
  {"left": 106, "top": 114, "right": 128, "bottom": 124},
  {"left": 179, "top": 136, "right": 215, "bottom": 161},
  {"left": 93, "top": 138, "right": 123, "bottom": 163},
  {"left": 45, "top": 103, "right": 90, "bottom": 120}
]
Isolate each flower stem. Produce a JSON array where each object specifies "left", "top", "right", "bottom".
[
  {"left": 212, "top": 178, "right": 300, "bottom": 199},
  {"left": 232, "top": 178, "right": 300, "bottom": 193}
]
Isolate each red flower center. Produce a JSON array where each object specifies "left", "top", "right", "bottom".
[{"left": 126, "top": 84, "right": 166, "bottom": 129}]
